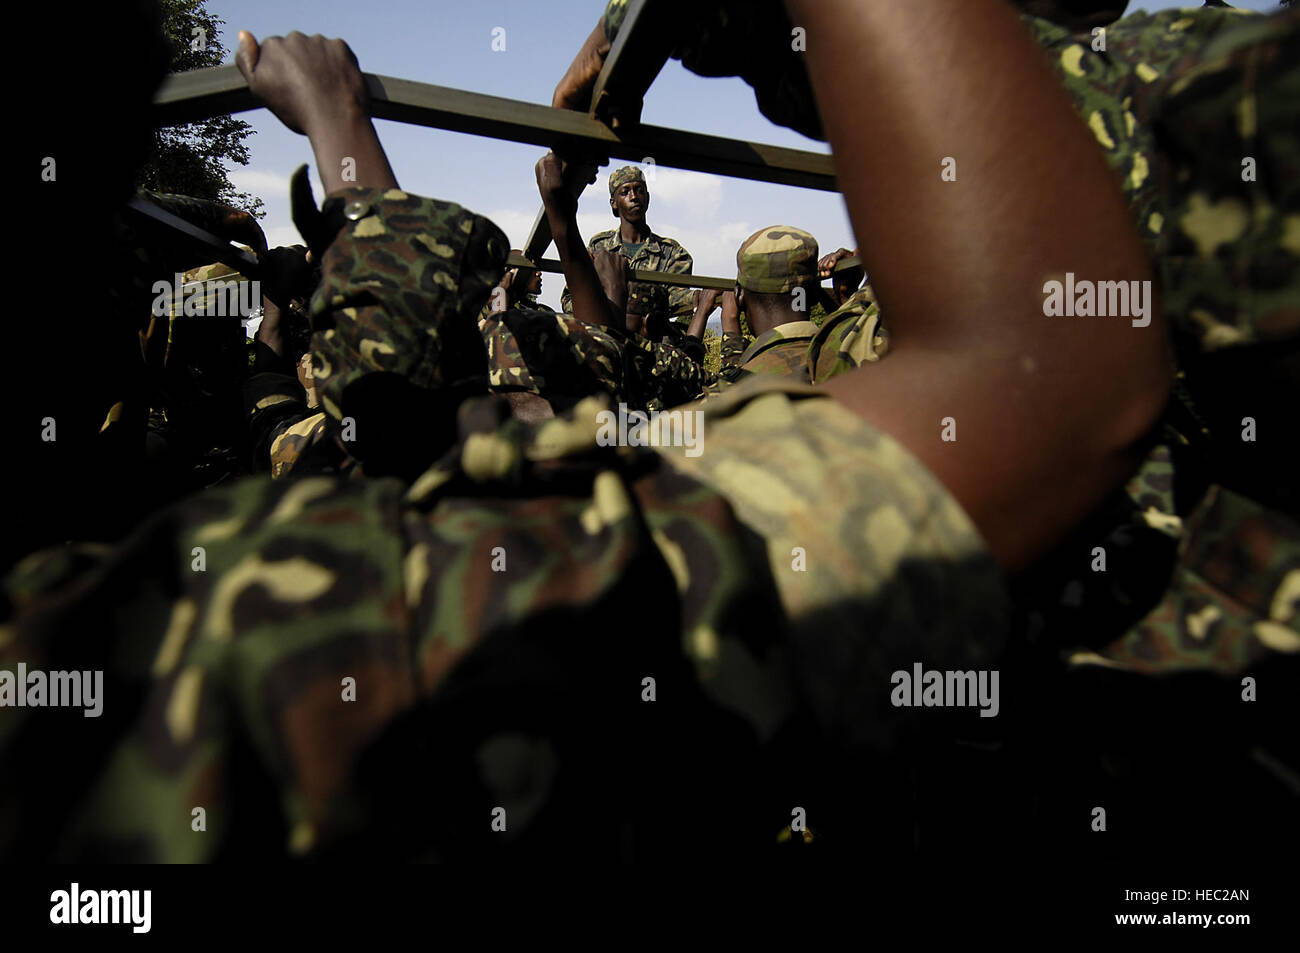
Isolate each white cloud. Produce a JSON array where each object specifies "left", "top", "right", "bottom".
[
  {"left": 263, "top": 225, "right": 305, "bottom": 249},
  {"left": 480, "top": 208, "right": 621, "bottom": 254},
  {"left": 592, "top": 165, "right": 723, "bottom": 217},
  {"left": 227, "top": 168, "right": 294, "bottom": 198},
  {"left": 482, "top": 208, "right": 538, "bottom": 250},
  {"left": 653, "top": 219, "right": 756, "bottom": 282}
]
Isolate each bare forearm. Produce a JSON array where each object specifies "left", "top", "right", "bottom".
[
  {"left": 546, "top": 204, "right": 611, "bottom": 328},
  {"left": 309, "top": 112, "right": 398, "bottom": 194},
  {"left": 790, "top": 0, "right": 1153, "bottom": 351},
  {"left": 686, "top": 302, "right": 712, "bottom": 339},
  {"left": 788, "top": 0, "right": 1171, "bottom": 568}
]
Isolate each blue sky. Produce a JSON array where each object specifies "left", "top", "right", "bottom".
[{"left": 203, "top": 0, "right": 1285, "bottom": 310}]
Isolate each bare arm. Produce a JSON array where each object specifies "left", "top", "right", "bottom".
[
  {"left": 536, "top": 152, "right": 617, "bottom": 329},
  {"left": 686, "top": 289, "right": 720, "bottom": 339},
  {"left": 788, "top": 0, "right": 1171, "bottom": 570},
  {"left": 236, "top": 31, "right": 397, "bottom": 195}
]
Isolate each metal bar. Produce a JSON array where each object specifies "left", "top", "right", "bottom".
[
  {"left": 522, "top": 208, "right": 554, "bottom": 263},
  {"left": 588, "top": 0, "right": 674, "bottom": 130},
  {"left": 125, "top": 195, "right": 261, "bottom": 276},
  {"left": 507, "top": 254, "right": 862, "bottom": 291},
  {"left": 526, "top": 0, "right": 671, "bottom": 264},
  {"left": 115, "top": 204, "right": 857, "bottom": 296},
  {"left": 153, "top": 65, "right": 836, "bottom": 192}
]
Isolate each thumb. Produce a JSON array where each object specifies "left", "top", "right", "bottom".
[{"left": 235, "top": 30, "right": 260, "bottom": 81}]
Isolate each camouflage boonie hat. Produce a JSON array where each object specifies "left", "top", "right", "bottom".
[
  {"left": 609, "top": 165, "right": 646, "bottom": 195},
  {"left": 167, "top": 261, "right": 256, "bottom": 320},
  {"left": 310, "top": 188, "right": 510, "bottom": 422},
  {"left": 736, "top": 226, "right": 819, "bottom": 293}
]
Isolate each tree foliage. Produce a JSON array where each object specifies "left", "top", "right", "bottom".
[{"left": 135, "top": 0, "right": 263, "bottom": 216}]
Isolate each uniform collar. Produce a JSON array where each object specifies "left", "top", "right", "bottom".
[{"left": 739, "top": 320, "right": 820, "bottom": 366}]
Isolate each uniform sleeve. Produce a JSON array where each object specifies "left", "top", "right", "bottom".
[
  {"left": 1152, "top": 7, "right": 1300, "bottom": 351},
  {"left": 653, "top": 379, "right": 1010, "bottom": 747},
  {"left": 1026, "top": 6, "right": 1298, "bottom": 352},
  {"left": 806, "top": 292, "right": 888, "bottom": 384},
  {"left": 243, "top": 370, "right": 313, "bottom": 473},
  {"left": 626, "top": 335, "right": 716, "bottom": 411},
  {"left": 719, "top": 330, "right": 748, "bottom": 377}
]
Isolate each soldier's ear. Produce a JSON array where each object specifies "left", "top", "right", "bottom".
[{"left": 611, "top": 198, "right": 619, "bottom": 218}]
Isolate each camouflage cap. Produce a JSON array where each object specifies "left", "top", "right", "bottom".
[
  {"left": 736, "top": 226, "right": 819, "bottom": 294},
  {"left": 310, "top": 188, "right": 509, "bottom": 422},
  {"left": 609, "top": 166, "right": 646, "bottom": 195}
]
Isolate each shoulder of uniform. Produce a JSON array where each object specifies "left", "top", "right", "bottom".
[
  {"left": 589, "top": 230, "right": 617, "bottom": 245},
  {"left": 656, "top": 235, "right": 686, "bottom": 250}
]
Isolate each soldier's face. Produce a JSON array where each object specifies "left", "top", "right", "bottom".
[
  {"left": 526, "top": 269, "right": 543, "bottom": 295},
  {"left": 611, "top": 182, "right": 649, "bottom": 222}
]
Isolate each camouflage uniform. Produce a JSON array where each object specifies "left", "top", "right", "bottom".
[
  {"left": 261, "top": 185, "right": 508, "bottom": 483},
  {"left": 719, "top": 330, "right": 748, "bottom": 376},
  {"left": 709, "top": 226, "right": 823, "bottom": 390},
  {"left": 1007, "top": 6, "right": 1300, "bottom": 676},
  {"left": 806, "top": 285, "right": 887, "bottom": 384},
  {"left": 560, "top": 166, "right": 695, "bottom": 323},
  {"left": 624, "top": 329, "right": 717, "bottom": 411},
  {"left": 479, "top": 302, "right": 628, "bottom": 412},
  {"left": 477, "top": 295, "right": 716, "bottom": 414},
  {"left": 141, "top": 258, "right": 256, "bottom": 493},
  {"left": 0, "top": 186, "right": 1006, "bottom": 861}
]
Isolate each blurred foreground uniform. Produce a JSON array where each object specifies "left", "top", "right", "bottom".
[
  {"left": 613, "top": 0, "right": 1300, "bottom": 848},
  {"left": 652, "top": 0, "right": 1300, "bottom": 675},
  {"left": 2, "top": 1, "right": 1297, "bottom": 863},
  {"left": 1, "top": 185, "right": 1004, "bottom": 861}
]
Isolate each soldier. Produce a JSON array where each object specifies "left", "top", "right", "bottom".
[
  {"left": 491, "top": 250, "right": 551, "bottom": 315},
  {"left": 539, "top": 151, "right": 717, "bottom": 412},
  {"left": 560, "top": 165, "right": 695, "bottom": 328},
  {"left": 708, "top": 226, "right": 823, "bottom": 387},
  {"left": 5, "top": 2, "right": 1296, "bottom": 867},
  {"left": 804, "top": 244, "right": 886, "bottom": 383}
]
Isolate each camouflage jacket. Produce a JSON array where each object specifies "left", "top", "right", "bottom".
[
  {"left": 624, "top": 331, "right": 716, "bottom": 412},
  {"left": 479, "top": 304, "right": 628, "bottom": 411},
  {"left": 0, "top": 377, "right": 1005, "bottom": 861},
  {"left": 720, "top": 330, "right": 747, "bottom": 376},
  {"left": 704, "top": 321, "right": 820, "bottom": 398},
  {"left": 560, "top": 228, "right": 695, "bottom": 323},
  {"left": 733, "top": 320, "right": 820, "bottom": 384},
  {"left": 806, "top": 287, "right": 888, "bottom": 384},
  {"left": 1010, "top": 7, "right": 1300, "bottom": 678},
  {"left": 479, "top": 301, "right": 714, "bottom": 414}
]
